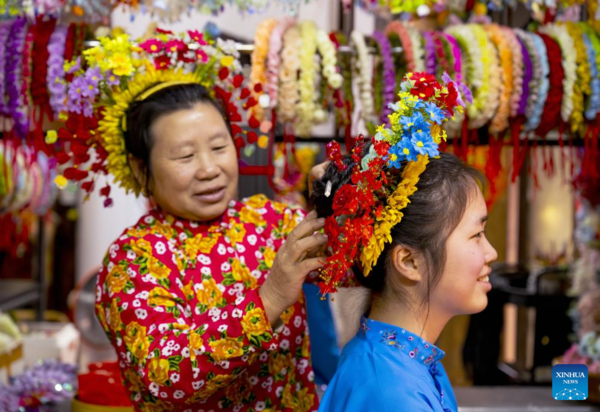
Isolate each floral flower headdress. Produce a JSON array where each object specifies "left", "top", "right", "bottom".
[
  {"left": 319, "top": 72, "right": 471, "bottom": 295},
  {"left": 55, "top": 28, "right": 260, "bottom": 206}
]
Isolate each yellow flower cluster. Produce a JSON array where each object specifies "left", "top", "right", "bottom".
[
  {"left": 360, "top": 155, "right": 429, "bottom": 276},
  {"left": 83, "top": 34, "right": 140, "bottom": 77},
  {"left": 565, "top": 22, "right": 588, "bottom": 135}
]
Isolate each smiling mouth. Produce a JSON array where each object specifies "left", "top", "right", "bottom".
[
  {"left": 194, "top": 187, "right": 226, "bottom": 203},
  {"left": 477, "top": 275, "right": 490, "bottom": 282}
]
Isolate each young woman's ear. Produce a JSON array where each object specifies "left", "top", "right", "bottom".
[{"left": 390, "top": 244, "right": 423, "bottom": 283}]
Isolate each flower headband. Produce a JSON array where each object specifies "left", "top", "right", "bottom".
[
  {"left": 54, "top": 29, "right": 259, "bottom": 206},
  {"left": 319, "top": 72, "right": 471, "bottom": 295}
]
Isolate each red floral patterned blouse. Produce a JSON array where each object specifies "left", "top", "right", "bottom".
[{"left": 95, "top": 195, "right": 318, "bottom": 412}]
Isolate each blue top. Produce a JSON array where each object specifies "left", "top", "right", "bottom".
[{"left": 319, "top": 317, "right": 458, "bottom": 412}]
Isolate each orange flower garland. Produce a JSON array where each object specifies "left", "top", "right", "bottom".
[{"left": 250, "top": 18, "right": 278, "bottom": 122}]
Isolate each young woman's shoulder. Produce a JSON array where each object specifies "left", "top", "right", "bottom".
[{"left": 319, "top": 339, "right": 444, "bottom": 412}]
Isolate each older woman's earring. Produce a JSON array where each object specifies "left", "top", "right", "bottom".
[{"left": 325, "top": 180, "right": 332, "bottom": 198}]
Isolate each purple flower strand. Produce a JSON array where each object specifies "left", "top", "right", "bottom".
[
  {"left": 0, "top": 359, "right": 77, "bottom": 408},
  {"left": 443, "top": 33, "right": 463, "bottom": 84},
  {"left": 6, "top": 16, "right": 29, "bottom": 138},
  {"left": 517, "top": 37, "right": 532, "bottom": 117},
  {"left": 372, "top": 30, "right": 396, "bottom": 126},
  {"left": 47, "top": 24, "right": 69, "bottom": 119},
  {"left": 422, "top": 31, "right": 437, "bottom": 75},
  {"left": 0, "top": 20, "right": 13, "bottom": 117}
]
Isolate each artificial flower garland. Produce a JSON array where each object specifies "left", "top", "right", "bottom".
[
  {"left": 0, "top": 21, "right": 11, "bottom": 118},
  {"left": 31, "top": 16, "right": 57, "bottom": 123},
  {"left": 315, "top": 28, "right": 343, "bottom": 123},
  {"left": 581, "top": 23, "right": 600, "bottom": 120},
  {"left": 278, "top": 24, "right": 300, "bottom": 123},
  {"left": 265, "top": 17, "right": 295, "bottom": 112},
  {"left": 536, "top": 32, "right": 565, "bottom": 137},
  {"left": 516, "top": 35, "right": 532, "bottom": 118},
  {"left": 296, "top": 20, "right": 318, "bottom": 137},
  {"left": 319, "top": 72, "right": 470, "bottom": 294},
  {"left": 540, "top": 23, "right": 576, "bottom": 125},
  {"left": 445, "top": 24, "right": 493, "bottom": 129},
  {"left": 406, "top": 25, "right": 426, "bottom": 73},
  {"left": 372, "top": 30, "right": 396, "bottom": 126},
  {"left": 422, "top": 31, "right": 437, "bottom": 75},
  {"left": 564, "top": 21, "right": 589, "bottom": 135},
  {"left": 499, "top": 27, "right": 524, "bottom": 119},
  {"left": 515, "top": 30, "right": 541, "bottom": 123},
  {"left": 47, "top": 25, "right": 69, "bottom": 119},
  {"left": 485, "top": 24, "right": 513, "bottom": 134},
  {"left": 524, "top": 33, "right": 550, "bottom": 131},
  {"left": 6, "top": 17, "right": 30, "bottom": 138},
  {"left": 250, "top": 18, "right": 278, "bottom": 122},
  {"left": 385, "top": 21, "right": 417, "bottom": 73},
  {"left": 351, "top": 30, "right": 375, "bottom": 127}
]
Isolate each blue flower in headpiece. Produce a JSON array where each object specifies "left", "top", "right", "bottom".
[
  {"left": 400, "top": 112, "right": 428, "bottom": 132},
  {"left": 424, "top": 102, "right": 446, "bottom": 124},
  {"left": 388, "top": 138, "right": 418, "bottom": 166},
  {"left": 387, "top": 144, "right": 404, "bottom": 169},
  {"left": 410, "top": 131, "right": 439, "bottom": 158}
]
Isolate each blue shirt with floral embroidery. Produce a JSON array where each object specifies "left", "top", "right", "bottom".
[{"left": 319, "top": 317, "right": 457, "bottom": 412}]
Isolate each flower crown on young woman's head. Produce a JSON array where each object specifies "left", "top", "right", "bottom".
[
  {"left": 55, "top": 28, "right": 261, "bottom": 206},
  {"left": 319, "top": 72, "right": 472, "bottom": 295}
]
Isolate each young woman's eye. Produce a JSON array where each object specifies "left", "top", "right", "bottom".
[{"left": 474, "top": 231, "right": 485, "bottom": 238}]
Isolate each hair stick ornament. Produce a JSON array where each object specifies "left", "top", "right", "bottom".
[{"left": 318, "top": 72, "right": 471, "bottom": 295}]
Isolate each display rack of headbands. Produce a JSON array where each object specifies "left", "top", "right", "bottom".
[
  {"left": 83, "top": 0, "right": 311, "bottom": 22},
  {"left": 351, "top": 0, "right": 599, "bottom": 19},
  {"left": 250, "top": 18, "right": 598, "bottom": 188},
  {"left": 1, "top": 0, "right": 110, "bottom": 22},
  {"left": 0, "top": 15, "right": 90, "bottom": 254}
]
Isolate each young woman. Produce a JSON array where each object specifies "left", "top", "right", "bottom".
[{"left": 314, "top": 151, "right": 498, "bottom": 412}]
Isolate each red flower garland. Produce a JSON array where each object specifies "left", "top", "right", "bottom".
[
  {"left": 536, "top": 33, "right": 565, "bottom": 138},
  {"left": 319, "top": 135, "right": 392, "bottom": 294},
  {"left": 31, "top": 16, "right": 57, "bottom": 124}
]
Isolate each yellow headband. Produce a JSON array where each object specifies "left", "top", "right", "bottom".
[
  {"left": 136, "top": 80, "right": 198, "bottom": 102},
  {"left": 121, "top": 80, "right": 199, "bottom": 131}
]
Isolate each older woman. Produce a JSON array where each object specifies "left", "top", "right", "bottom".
[{"left": 94, "top": 81, "right": 328, "bottom": 411}]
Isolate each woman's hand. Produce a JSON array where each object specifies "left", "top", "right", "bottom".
[
  {"left": 308, "top": 161, "right": 330, "bottom": 201},
  {"left": 259, "top": 210, "right": 327, "bottom": 327}
]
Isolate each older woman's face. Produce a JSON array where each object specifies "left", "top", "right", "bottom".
[{"left": 147, "top": 103, "right": 238, "bottom": 221}]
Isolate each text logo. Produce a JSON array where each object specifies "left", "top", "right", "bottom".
[{"left": 552, "top": 364, "right": 588, "bottom": 400}]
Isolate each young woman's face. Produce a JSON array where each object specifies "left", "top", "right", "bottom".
[
  {"left": 430, "top": 188, "right": 498, "bottom": 317},
  {"left": 147, "top": 103, "right": 239, "bottom": 222}
]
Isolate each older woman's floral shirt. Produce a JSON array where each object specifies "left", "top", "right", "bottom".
[{"left": 95, "top": 195, "right": 318, "bottom": 412}]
